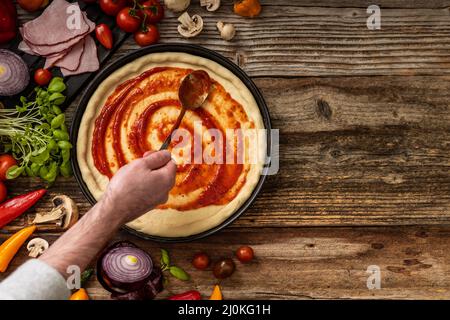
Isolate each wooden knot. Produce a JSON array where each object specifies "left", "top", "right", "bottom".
[{"left": 316, "top": 99, "right": 332, "bottom": 120}]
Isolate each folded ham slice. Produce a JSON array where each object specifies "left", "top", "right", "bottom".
[
  {"left": 22, "top": 0, "right": 91, "bottom": 46},
  {"left": 44, "top": 37, "right": 85, "bottom": 71},
  {"left": 19, "top": 12, "right": 94, "bottom": 57},
  {"left": 61, "top": 35, "right": 99, "bottom": 76},
  {"left": 18, "top": 0, "right": 99, "bottom": 77}
]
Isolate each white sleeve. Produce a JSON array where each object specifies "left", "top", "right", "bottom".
[{"left": 0, "top": 259, "right": 70, "bottom": 300}]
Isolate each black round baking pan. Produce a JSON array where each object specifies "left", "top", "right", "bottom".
[{"left": 70, "top": 43, "right": 272, "bottom": 242}]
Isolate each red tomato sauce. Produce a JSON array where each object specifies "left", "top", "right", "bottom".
[{"left": 91, "top": 67, "right": 248, "bottom": 210}]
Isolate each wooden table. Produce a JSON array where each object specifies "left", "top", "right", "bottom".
[{"left": 2, "top": 0, "right": 450, "bottom": 299}]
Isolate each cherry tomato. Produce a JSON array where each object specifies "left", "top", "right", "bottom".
[
  {"left": 133, "top": 25, "right": 159, "bottom": 46},
  {"left": 34, "top": 68, "right": 52, "bottom": 86},
  {"left": 192, "top": 252, "right": 210, "bottom": 270},
  {"left": 95, "top": 24, "right": 114, "bottom": 49},
  {"left": 213, "top": 258, "right": 235, "bottom": 279},
  {"left": 0, "top": 154, "right": 17, "bottom": 181},
  {"left": 0, "top": 182, "right": 6, "bottom": 203},
  {"left": 18, "top": 0, "right": 45, "bottom": 12},
  {"left": 99, "top": 0, "right": 127, "bottom": 16},
  {"left": 139, "top": 0, "right": 164, "bottom": 24},
  {"left": 116, "top": 7, "right": 141, "bottom": 33},
  {"left": 236, "top": 246, "right": 254, "bottom": 263}
]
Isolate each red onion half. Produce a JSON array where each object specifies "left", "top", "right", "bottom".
[
  {"left": 98, "top": 241, "right": 154, "bottom": 294},
  {"left": 0, "top": 49, "right": 29, "bottom": 96}
]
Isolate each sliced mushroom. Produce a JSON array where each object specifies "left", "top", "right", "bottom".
[
  {"left": 27, "top": 238, "right": 49, "bottom": 258},
  {"left": 32, "top": 195, "right": 78, "bottom": 230},
  {"left": 164, "top": 0, "right": 190, "bottom": 12},
  {"left": 177, "top": 12, "right": 203, "bottom": 38},
  {"left": 217, "top": 21, "right": 236, "bottom": 41},
  {"left": 200, "top": 0, "right": 220, "bottom": 11}
]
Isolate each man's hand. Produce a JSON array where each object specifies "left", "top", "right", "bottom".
[
  {"left": 39, "top": 150, "right": 176, "bottom": 276},
  {"left": 101, "top": 150, "right": 177, "bottom": 225}
]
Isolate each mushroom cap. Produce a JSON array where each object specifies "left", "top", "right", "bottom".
[
  {"left": 32, "top": 194, "right": 79, "bottom": 230},
  {"left": 178, "top": 12, "right": 204, "bottom": 38},
  {"left": 217, "top": 21, "right": 236, "bottom": 41},
  {"left": 164, "top": 0, "right": 190, "bottom": 12},
  {"left": 200, "top": 0, "right": 220, "bottom": 11},
  {"left": 27, "top": 238, "right": 49, "bottom": 250},
  {"left": 53, "top": 195, "right": 79, "bottom": 229},
  {"left": 27, "top": 238, "right": 49, "bottom": 257}
]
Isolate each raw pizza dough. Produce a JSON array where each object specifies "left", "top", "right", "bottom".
[{"left": 77, "top": 52, "right": 266, "bottom": 237}]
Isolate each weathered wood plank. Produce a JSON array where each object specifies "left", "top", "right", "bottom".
[
  {"left": 16, "top": 1, "right": 450, "bottom": 77},
  {"left": 4, "top": 76, "right": 450, "bottom": 229},
  {"left": 1, "top": 226, "right": 450, "bottom": 299}
]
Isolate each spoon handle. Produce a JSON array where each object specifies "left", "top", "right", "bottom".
[{"left": 159, "top": 108, "right": 187, "bottom": 150}]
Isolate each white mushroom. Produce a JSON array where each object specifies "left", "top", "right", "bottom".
[
  {"left": 200, "top": 0, "right": 220, "bottom": 11},
  {"left": 32, "top": 195, "right": 78, "bottom": 230},
  {"left": 27, "top": 238, "right": 49, "bottom": 258},
  {"left": 177, "top": 12, "right": 203, "bottom": 38},
  {"left": 217, "top": 21, "right": 236, "bottom": 41},
  {"left": 164, "top": 0, "right": 190, "bottom": 12}
]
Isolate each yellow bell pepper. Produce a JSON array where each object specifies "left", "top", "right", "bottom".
[
  {"left": 0, "top": 225, "right": 36, "bottom": 272},
  {"left": 70, "top": 288, "right": 90, "bottom": 300},
  {"left": 209, "top": 284, "right": 223, "bottom": 300}
]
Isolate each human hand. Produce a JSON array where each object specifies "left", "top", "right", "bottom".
[{"left": 99, "top": 150, "right": 176, "bottom": 225}]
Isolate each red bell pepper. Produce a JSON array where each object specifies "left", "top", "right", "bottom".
[
  {"left": 0, "top": 189, "right": 46, "bottom": 228},
  {"left": 0, "top": 0, "right": 17, "bottom": 44},
  {"left": 168, "top": 290, "right": 202, "bottom": 300}
]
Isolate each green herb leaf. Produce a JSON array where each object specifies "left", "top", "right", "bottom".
[
  {"left": 6, "top": 165, "right": 23, "bottom": 179},
  {"left": 80, "top": 268, "right": 94, "bottom": 287},
  {"left": 161, "top": 249, "right": 170, "bottom": 266},
  {"left": 169, "top": 266, "right": 190, "bottom": 281}
]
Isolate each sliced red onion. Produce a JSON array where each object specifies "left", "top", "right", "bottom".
[
  {"left": 98, "top": 241, "right": 154, "bottom": 294},
  {"left": 0, "top": 49, "right": 29, "bottom": 96}
]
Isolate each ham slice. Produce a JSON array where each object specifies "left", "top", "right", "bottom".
[
  {"left": 44, "top": 37, "right": 85, "bottom": 71},
  {"left": 18, "top": 0, "right": 99, "bottom": 77},
  {"left": 61, "top": 35, "right": 99, "bottom": 76},
  {"left": 19, "top": 12, "right": 94, "bottom": 57},
  {"left": 22, "top": 0, "right": 91, "bottom": 46}
]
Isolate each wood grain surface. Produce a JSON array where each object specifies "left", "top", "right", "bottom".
[
  {"left": 2, "top": 226, "right": 450, "bottom": 299},
  {"left": 1, "top": 0, "right": 450, "bottom": 300}
]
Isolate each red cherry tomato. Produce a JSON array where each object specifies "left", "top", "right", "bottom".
[
  {"left": 0, "top": 182, "right": 6, "bottom": 203},
  {"left": 236, "top": 246, "right": 254, "bottom": 263},
  {"left": 0, "top": 154, "right": 17, "bottom": 181},
  {"left": 99, "top": 0, "right": 127, "bottom": 16},
  {"left": 139, "top": 0, "right": 164, "bottom": 24},
  {"left": 95, "top": 24, "right": 114, "bottom": 49},
  {"left": 192, "top": 252, "right": 210, "bottom": 270},
  {"left": 34, "top": 68, "right": 52, "bottom": 86},
  {"left": 133, "top": 25, "right": 159, "bottom": 47},
  {"left": 116, "top": 7, "right": 141, "bottom": 33}
]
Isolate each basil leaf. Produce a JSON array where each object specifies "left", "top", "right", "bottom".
[
  {"left": 161, "top": 249, "right": 170, "bottom": 266},
  {"left": 6, "top": 165, "right": 23, "bottom": 180},
  {"left": 169, "top": 266, "right": 190, "bottom": 281}
]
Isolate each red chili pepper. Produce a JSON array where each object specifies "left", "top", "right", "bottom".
[
  {"left": 0, "top": 0, "right": 17, "bottom": 44},
  {"left": 0, "top": 189, "right": 46, "bottom": 228},
  {"left": 168, "top": 290, "right": 202, "bottom": 300},
  {"left": 95, "top": 23, "right": 114, "bottom": 50}
]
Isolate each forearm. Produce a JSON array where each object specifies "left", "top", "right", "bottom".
[{"left": 39, "top": 200, "right": 122, "bottom": 277}]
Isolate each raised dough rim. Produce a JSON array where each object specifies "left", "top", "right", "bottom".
[{"left": 77, "top": 52, "right": 265, "bottom": 237}]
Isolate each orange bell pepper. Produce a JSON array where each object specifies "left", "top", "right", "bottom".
[
  {"left": 209, "top": 284, "right": 223, "bottom": 300},
  {"left": 70, "top": 288, "right": 90, "bottom": 300},
  {"left": 234, "top": 0, "right": 261, "bottom": 18},
  {"left": 0, "top": 225, "right": 36, "bottom": 272}
]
